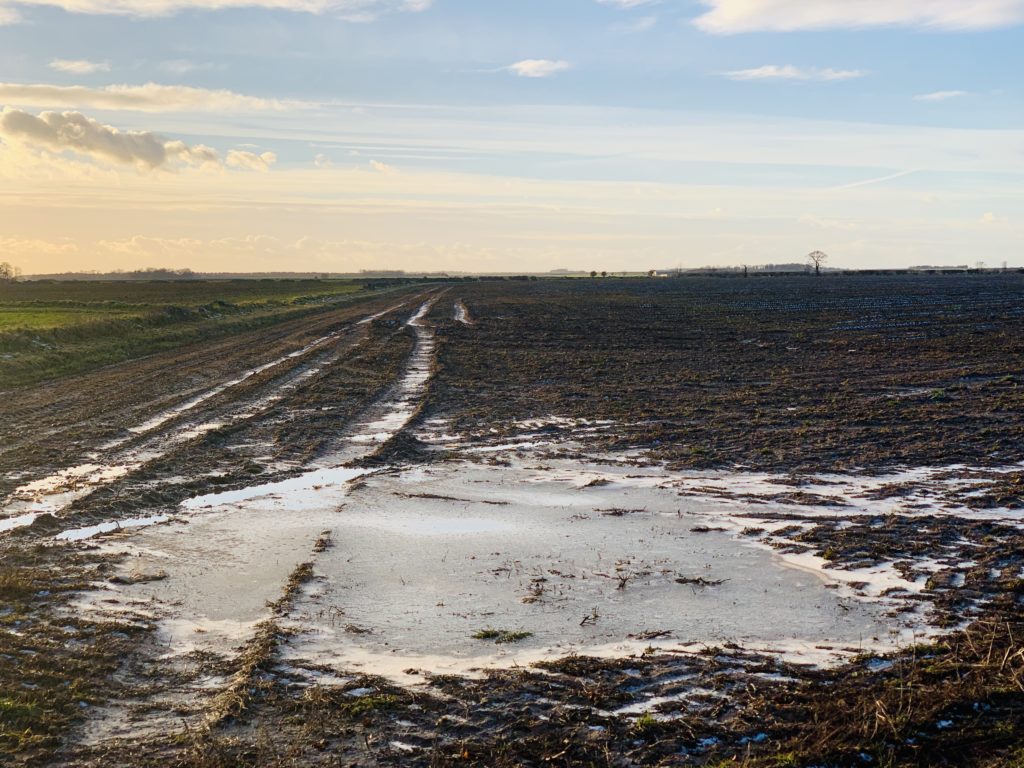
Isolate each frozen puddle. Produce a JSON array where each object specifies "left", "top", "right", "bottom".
[
  {"left": 56, "top": 514, "right": 171, "bottom": 542},
  {"left": 344, "top": 296, "right": 437, "bottom": 449},
  {"left": 279, "top": 459, "right": 913, "bottom": 680},
  {"left": 180, "top": 467, "right": 367, "bottom": 512},
  {"left": 453, "top": 299, "right": 473, "bottom": 325}
]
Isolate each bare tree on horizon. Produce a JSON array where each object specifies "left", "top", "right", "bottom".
[
  {"left": 807, "top": 251, "right": 828, "bottom": 276},
  {"left": 0, "top": 262, "right": 21, "bottom": 282}
]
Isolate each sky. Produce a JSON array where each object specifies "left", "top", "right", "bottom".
[{"left": 1, "top": 0, "right": 1023, "bottom": 274}]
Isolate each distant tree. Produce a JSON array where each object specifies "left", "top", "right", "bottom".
[
  {"left": 600, "top": 270, "right": 607, "bottom": 278},
  {"left": 590, "top": 270, "right": 597, "bottom": 278},
  {"left": 647, "top": 269, "right": 656, "bottom": 277},
  {"left": 0, "top": 262, "right": 19, "bottom": 282},
  {"left": 807, "top": 251, "right": 828, "bottom": 276}
]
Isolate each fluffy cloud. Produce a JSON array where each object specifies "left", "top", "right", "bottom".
[
  {"left": 49, "top": 59, "right": 110, "bottom": 75},
  {"left": 0, "top": 107, "right": 268, "bottom": 171},
  {"left": 722, "top": 65, "right": 865, "bottom": 81},
  {"left": 0, "top": 82, "right": 291, "bottom": 112},
  {"left": 694, "top": 0, "right": 1024, "bottom": 33},
  {"left": 914, "top": 90, "right": 968, "bottom": 101},
  {"left": 507, "top": 60, "right": 571, "bottom": 78},
  {"left": 0, "top": 0, "right": 430, "bottom": 20},
  {"left": 226, "top": 149, "right": 277, "bottom": 171}
]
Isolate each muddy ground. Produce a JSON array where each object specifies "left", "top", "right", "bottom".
[
  {"left": 1, "top": 274, "right": 1023, "bottom": 767},
  {"left": 434, "top": 275, "right": 1024, "bottom": 473}
]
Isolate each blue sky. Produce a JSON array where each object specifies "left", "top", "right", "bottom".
[{"left": 0, "top": 0, "right": 1022, "bottom": 273}]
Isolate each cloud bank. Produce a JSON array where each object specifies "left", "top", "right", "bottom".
[{"left": 0, "top": 107, "right": 270, "bottom": 171}]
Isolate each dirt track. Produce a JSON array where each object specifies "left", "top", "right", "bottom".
[{"left": 0, "top": 290, "right": 428, "bottom": 497}]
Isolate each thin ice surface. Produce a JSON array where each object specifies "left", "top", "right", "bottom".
[{"left": 282, "top": 459, "right": 906, "bottom": 678}]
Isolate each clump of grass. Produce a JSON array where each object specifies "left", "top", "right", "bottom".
[
  {"left": 472, "top": 628, "right": 533, "bottom": 644},
  {"left": 633, "top": 713, "right": 658, "bottom": 734},
  {"left": 0, "top": 566, "right": 40, "bottom": 600},
  {"left": 340, "top": 694, "right": 399, "bottom": 717}
]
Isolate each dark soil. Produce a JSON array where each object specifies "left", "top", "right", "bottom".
[{"left": 429, "top": 274, "right": 1024, "bottom": 473}]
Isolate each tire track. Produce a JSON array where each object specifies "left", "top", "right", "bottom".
[
  {"left": 64, "top": 296, "right": 444, "bottom": 746},
  {"left": 0, "top": 295, "right": 426, "bottom": 534}
]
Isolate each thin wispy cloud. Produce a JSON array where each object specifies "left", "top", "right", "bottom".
[
  {"left": 159, "top": 59, "right": 216, "bottom": 75},
  {"left": 827, "top": 169, "right": 918, "bottom": 191},
  {"left": 49, "top": 59, "right": 110, "bottom": 75},
  {"left": 694, "top": 0, "right": 1024, "bottom": 34},
  {"left": 914, "top": 90, "right": 968, "bottom": 101},
  {"left": 610, "top": 14, "right": 657, "bottom": 33},
  {"left": 507, "top": 59, "right": 571, "bottom": 78},
  {"left": 0, "top": 0, "right": 431, "bottom": 21},
  {"left": 722, "top": 65, "right": 865, "bottom": 82},
  {"left": 596, "top": 0, "right": 658, "bottom": 8},
  {"left": 0, "top": 82, "right": 299, "bottom": 112}
]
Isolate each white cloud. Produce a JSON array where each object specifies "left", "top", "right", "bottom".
[
  {"left": 0, "top": 82, "right": 294, "bottom": 112},
  {"left": 314, "top": 152, "right": 332, "bottom": 168},
  {"left": 49, "top": 59, "right": 110, "bottom": 75},
  {"left": 369, "top": 159, "right": 396, "bottom": 174},
  {"left": 695, "top": 0, "right": 1024, "bottom": 34},
  {"left": 226, "top": 149, "right": 277, "bottom": 171},
  {"left": 507, "top": 59, "right": 571, "bottom": 79},
  {"left": 914, "top": 90, "right": 968, "bottom": 101},
  {"left": 722, "top": 65, "right": 865, "bottom": 81},
  {"left": 0, "top": 107, "right": 221, "bottom": 169},
  {"left": 0, "top": 6, "right": 18, "bottom": 22},
  {"left": 0, "top": 0, "right": 431, "bottom": 20}
]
